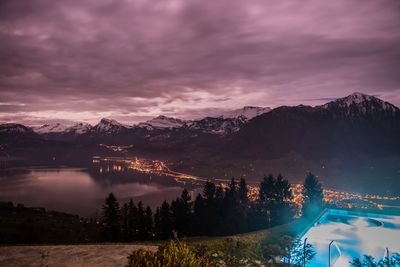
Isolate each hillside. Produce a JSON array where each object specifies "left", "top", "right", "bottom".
[{"left": 1, "top": 93, "right": 400, "bottom": 195}]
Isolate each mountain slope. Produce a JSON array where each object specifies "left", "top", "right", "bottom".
[
  {"left": 0, "top": 123, "right": 41, "bottom": 145},
  {"left": 138, "top": 116, "right": 187, "bottom": 130},
  {"left": 217, "top": 93, "right": 400, "bottom": 195},
  {"left": 226, "top": 93, "right": 400, "bottom": 159},
  {"left": 221, "top": 106, "right": 271, "bottom": 120},
  {"left": 90, "top": 118, "right": 127, "bottom": 134}
]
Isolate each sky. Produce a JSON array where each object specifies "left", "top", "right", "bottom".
[{"left": 1, "top": 0, "right": 400, "bottom": 125}]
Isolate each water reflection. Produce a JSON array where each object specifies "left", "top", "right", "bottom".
[{"left": 0, "top": 162, "right": 199, "bottom": 216}]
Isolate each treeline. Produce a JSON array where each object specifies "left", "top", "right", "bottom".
[
  {"left": 101, "top": 173, "right": 323, "bottom": 241},
  {"left": 0, "top": 202, "right": 101, "bottom": 244}
]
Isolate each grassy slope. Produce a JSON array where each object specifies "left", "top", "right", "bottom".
[
  {"left": 0, "top": 219, "right": 311, "bottom": 266},
  {"left": 184, "top": 218, "right": 311, "bottom": 262}
]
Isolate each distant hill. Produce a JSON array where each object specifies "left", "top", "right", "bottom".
[{"left": 1, "top": 93, "right": 399, "bottom": 195}]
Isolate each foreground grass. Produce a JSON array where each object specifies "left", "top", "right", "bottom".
[
  {"left": 183, "top": 219, "right": 311, "bottom": 266},
  {"left": 0, "top": 219, "right": 310, "bottom": 267}
]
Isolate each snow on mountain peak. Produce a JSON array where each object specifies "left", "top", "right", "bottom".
[
  {"left": 221, "top": 106, "right": 271, "bottom": 120},
  {"left": 34, "top": 122, "right": 70, "bottom": 134},
  {"left": 0, "top": 123, "right": 33, "bottom": 134},
  {"left": 68, "top": 122, "right": 92, "bottom": 134},
  {"left": 138, "top": 115, "right": 187, "bottom": 130},
  {"left": 33, "top": 122, "right": 92, "bottom": 134},
  {"left": 92, "top": 118, "right": 126, "bottom": 133},
  {"left": 98, "top": 118, "right": 122, "bottom": 126},
  {"left": 320, "top": 92, "right": 399, "bottom": 115},
  {"left": 338, "top": 92, "right": 374, "bottom": 106}
]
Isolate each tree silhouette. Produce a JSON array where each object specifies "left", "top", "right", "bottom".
[
  {"left": 144, "top": 206, "right": 153, "bottom": 239},
  {"left": 102, "top": 193, "right": 120, "bottom": 241},
  {"left": 238, "top": 178, "right": 249, "bottom": 205},
  {"left": 272, "top": 174, "right": 294, "bottom": 225},
  {"left": 174, "top": 189, "right": 193, "bottom": 236},
  {"left": 193, "top": 193, "right": 205, "bottom": 235},
  {"left": 203, "top": 181, "right": 216, "bottom": 201},
  {"left": 302, "top": 173, "right": 323, "bottom": 218},
  {"left": 159, "top": 200, "right": 172, "bottom": 239},
  {"left": 127, "top": 199, "right": 137, "bottom": 241},
  {"left": 121, "top": 202, "right": 129, "bottom": 241},
  {"left": 153, "top": 207, "right": 161, "bottom": 239},
  {"left": 99, "top": 175, "right": 298, "bottom": 241},
  {"left": 137, "top": 201, "right": 146, "bottom": 240}
]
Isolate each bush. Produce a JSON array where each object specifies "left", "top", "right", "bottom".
[
  {"left": 350, "top": 253, "right": 400, "bottom": 267},
  {"left": 126, "top": 249, "right": 160, "bottom": 267},
  {"left": 126, "top": 240, "right": 209, "bottom": 267}
]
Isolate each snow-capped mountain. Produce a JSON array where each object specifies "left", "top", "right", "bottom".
[
  {"left": 138, "top": 116, "right": 187, "bottom": 130},
  {"left": 221, "top": 106, "right": 271, "bottom": 120},
  {"left": 33, "top": 122, "right": 92, "bottom": 135},
  {"left": 226, "top": 92, "right": 400, "bottom": 159},
  {"left": 0, "top": 123, "right": 40, "bottom": 145},
  {"left": 91, "top": 118, "right": 127, "bottom": 134},
  {"left": 136, "top": 106, "right": 270, "bottom": 135},
  {"left": 186, "top": 117, "right": 246, "bottom": 135},
  {"left": 319, "top": 92, "right": 399, "bottom": 118},
  {"left": 4, "top": 93, "right": 398, "bottom": 142},
  {"left": 67, "top": 122, "right": 92, "bottom": 134},
  {"left": 0, "top": 123, "right": 34, "bottom": 134}
]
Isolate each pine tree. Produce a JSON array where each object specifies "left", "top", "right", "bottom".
[
  {"left": 127, "top": 199, "right": 137, "bottom": 241},
  {"left": 144, "top": 206, "right": 153, "bottom": 239},
  {"left": 203, "top": 181, "right": 216, "bottom": 200},
  {"left": 137, "top": 201, "right": 146, "bottom": 240},
  {"left": 220, "top": 177, "right": 241, "bottom": 235},
  {"left": 193, "top": 193, "right": 205, "bottom": 235},
  {"left": 154, "top": 207, "right": 161, "bottom": 238},
  {"left": 238, "top": 178, "right": 249, "bottom": 205},
  {"left": 159, "top": 200, "right": 172, "bottom": 239},
  {"left": 180, "top": 189, "right": 192, "bottom": 235},
  {"left": 257, "top": 175, "right": 275, "bottom": 228},
  {"left": 302, "top": 173, "right": 324, "bottom": 218},
  {"left": 259, "top": 174, "right": 275, "bottom": 203},
  {"left": 215, "top": 185, "right": 225, "bottom": 200},
  {"left": 121, "top": 202, "right": 129, "bottom": 241},
  {"left": 102, "top": 193, "right": 121, "bottom": 241},
  {"left": 171, "top": 189, "right": 192, "bottom": 237},
  {"left": 238, "top": 178, "right": 249, "bottom": 231},
  {"left": 272, "top": 174, "right": 294, "bottom": 225}
]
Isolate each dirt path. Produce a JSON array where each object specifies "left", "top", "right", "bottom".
[{"left": 0, "top": 244, "right": 157, "bottom": 267}]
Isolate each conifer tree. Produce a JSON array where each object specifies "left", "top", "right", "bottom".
[
  {"left": 272, "top": 174, "right": 294, "bottom": 225},
  {"left": 153, "top": 207, "right": 161, "bottom": 238},
  {"left": 102, "top": 193, "right": 121, "bottom": 241},
  {"left": 121, "top": 202, "right": 129, "bottom": 241},
  {"left": 137, "top": 201, "right": 146, "bottom": 240},
  {"left": 144, "top": 206, "right": 153, "bottom": 239},
  {"left": 302, "top": 173, "right": 323, "bottom": 217},
  {"left": 159, "top": 200, "right": 172, "bottom": 239},
  {"left": 193, "top": 193, "right": 205, "bottom": 235},
  {"left": 203, "top": 181, "right": 216, "bottom": 201},
  {"left": 238, "top": 178, "right": 249, "bottom": 205},
  {"left": 127, "top": 199, "right": 137, "bottom": 241}
]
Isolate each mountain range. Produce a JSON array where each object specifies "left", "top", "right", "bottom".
[{"left": 1, "top": 93, "right": 399, "bottom": 195}]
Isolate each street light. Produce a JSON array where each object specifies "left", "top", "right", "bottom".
[
  {"left": 303, "top": 237, "right": 308, "bottom": 267},
  {"left": 329, "top": 240, "right": 335, "bottom": 267}
]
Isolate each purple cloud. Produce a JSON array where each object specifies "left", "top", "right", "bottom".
[{"left": 0, "top": 0, "right": 399, "bottom": 125}]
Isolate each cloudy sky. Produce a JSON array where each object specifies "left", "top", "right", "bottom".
[{"left": 1, "top": 0, "right": 400, "bottom": 125}]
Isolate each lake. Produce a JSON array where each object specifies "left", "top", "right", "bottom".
[{"left": 0, "top": 162, "right": 201, "bottom": 216}]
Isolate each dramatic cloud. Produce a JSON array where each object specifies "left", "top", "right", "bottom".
[{"left": 1, "top": 0, "right": 400, "bottom": 125}]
